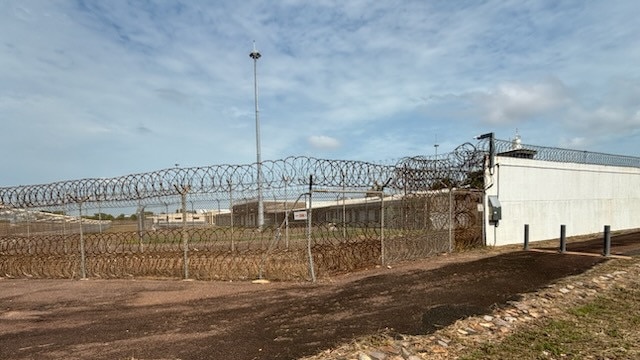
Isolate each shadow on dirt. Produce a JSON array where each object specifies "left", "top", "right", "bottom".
[
  {"left": 541, "top": 231, "right": 640, "bottom": 256},
  {"left": 420, "top": 304, "right": 487, "bottom": 333}
]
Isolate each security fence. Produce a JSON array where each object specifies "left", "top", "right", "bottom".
[
  {"left": 1, "top": 143, "right": 485, "bottom": 281},
  {"left": 481, "top": 136, "right": 640, "bottom": 168}
]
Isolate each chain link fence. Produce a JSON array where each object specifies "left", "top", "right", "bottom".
[{"left": 1, "top": 143, "right": 485, "bottom": 281}]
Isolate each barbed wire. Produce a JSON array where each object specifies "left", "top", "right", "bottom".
[
  {"left": 481, "top": 138, "right": 640, "bottom": 168},
  {"left": 5, "top": 137, "right": 635, "bottom": 211},
  {"left": 0, "top": 143, "right": 484, "bottom": 209},
  {"left": 0, "top": 190, "right": 484, "bottom": 280},
  {"left": 1, "top": 142, "right": 486, "bottom": 281}
]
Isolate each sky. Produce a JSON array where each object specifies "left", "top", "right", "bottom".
[{"left": 1, "top": 0, "right": 639, "bottom": 187}]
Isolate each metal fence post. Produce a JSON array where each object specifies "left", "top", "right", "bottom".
[
  {"left": 448, "top": 188, "right": 453, "bottom": 253},
  {"left": 228, "top": 179, "right": 235, "bottom": 252},
  {"left": 175, "top": 185, "right": 190, "bottom": 280},
  {"left": 137, "top": 204, "right": 145, "bottom": 252},
  {"left": 523, "top": 224, "right": 529, "bottom": 250},
  {"left": 380, "top": 193, "right": 385, "bottom": 266},
  {"left": 306, "top": 175, "right": 316, "bottom": 283},
  {"left": 78, "top": 201, "right": 87, "bottom": 279},
  {"left": 559, "top": 224, "right": 566, "bottom": 253},
  {"left": 283, "top": 176, "right": 290, "bottom": 249},
  {"left": 603, "top": 225, "right": 611, "bottom": 257},
  {"left": 68, "top": 195, "right": 90, "bottom": 280}
]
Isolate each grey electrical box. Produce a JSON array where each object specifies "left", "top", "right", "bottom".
[{"left": 488, "top": 196, "right": 502, "bottom": 222}]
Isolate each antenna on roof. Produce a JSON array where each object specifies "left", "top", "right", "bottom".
[{"left": 512, "top": 128, "right": 522, "bottom": 150}]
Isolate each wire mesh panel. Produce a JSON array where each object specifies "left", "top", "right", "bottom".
[
  {"left": 452, "top": 190, "right": 484, "bottom": 250},
  {"left": 309, "top": 189, "right": 384, "bottom": 276},
  {"left": 383, "top": 192, "right": 452, "bottom": 264}
]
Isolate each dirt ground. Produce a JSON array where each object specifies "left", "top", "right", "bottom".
[{"left": 1, "top": 231, "right": 638, "bottom": 360}]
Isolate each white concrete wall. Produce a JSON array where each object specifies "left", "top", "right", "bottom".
[{"left": 484, "top": 156, "right": 640, "bottom": 246}]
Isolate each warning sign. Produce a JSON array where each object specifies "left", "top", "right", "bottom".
[{"left": 293, "top": 210, "right": 308, "bottom": 221}]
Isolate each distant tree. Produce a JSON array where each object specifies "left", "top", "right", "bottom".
[
  {"left": 429, "top": 177, "right": 455, "bottom": 190},
  {"left": 462, "top": 170, "right": 484, "bottom": 190},
  {"left": 115, "top": 214, "right": 126, "bottom": 220}
]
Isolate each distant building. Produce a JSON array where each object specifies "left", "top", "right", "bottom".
[
  {"left": 150, "top": 209, "right": 228, "bottom": 228},
  {"left": 215, "top": 200, "right": 306, "bottom": 227},
  {"left": 213, "top": 189, "right": 482, "bottom": 230}
]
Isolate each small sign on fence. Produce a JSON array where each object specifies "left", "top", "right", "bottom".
[{"left": 293, "top": 210, "right": 308, "bottom": 221}]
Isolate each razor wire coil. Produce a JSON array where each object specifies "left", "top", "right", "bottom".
[{"left": 1, "top": 143, "right": 484, "bottom": 210}]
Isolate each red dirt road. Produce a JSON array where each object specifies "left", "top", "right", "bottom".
[{"left": 1, "top": 232, "right": 638, "bottom": 360}]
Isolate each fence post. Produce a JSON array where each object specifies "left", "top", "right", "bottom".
[
  {"left": 559, "top": 224, "right": 566, "bottom": 253},
  {"left": 283, "top": 176, "right": 290, "bottom": 249},
  {"left": 603, "top": 225, "right": 611, "bottom": 257},
  {"left": 137, "top": 204, "right": 146, "bottom": 252},
  {"left": 68, "top": 195, "right": 90, "bottom": 279},
  {"left": 448, "top": 188, "right": 453, "bottom": 253},
  {"left": 523, "top": 224, "right": 529, "bottom": 250},
  {"left": 228, "top": 179, "right": 235, "bottom": 252},
  {"left": 380, "top": 192, "right": 386, "bottom": 266},
  {"left": 175, "top": 185, "right": 191, "bottom": 280},
  {"left": 78, "top": 201, "right": 87, "bottom": 279},
  {"left": 306, "top": 175, "right": 316, "bottom": 283}
]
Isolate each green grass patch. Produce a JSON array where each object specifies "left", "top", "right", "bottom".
[
  {"left": 569, "top": 302, "right": 607, "bottom": 317},
  {"left": 461, "top": 285, "right": 640, "bottom": 360}
]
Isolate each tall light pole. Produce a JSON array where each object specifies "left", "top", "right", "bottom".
[{"left": 250, "top": 41, "right": 264, "bottom": 229}]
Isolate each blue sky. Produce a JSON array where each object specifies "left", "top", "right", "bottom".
[{"left": 1, "top": 0, "right": 639, "bottom": 186}]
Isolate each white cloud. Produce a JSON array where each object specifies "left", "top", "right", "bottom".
[
  {"left": 566, "top": 105, "right": 640, "bottom": 136},
  {"left": 473, "top": 78, "right": 570, "bottom": 124},
  {"left": 1, "top": 0, "right": 640, "bottom": 185},
  {"left": 308, "top": 135, "right": 341, "bottom": 150},
  {"left": 558, "top": 136, "right": 588, "bottom": 149},
  {"left": 421, "top": 74, "right": 640, "bottom": 153}
]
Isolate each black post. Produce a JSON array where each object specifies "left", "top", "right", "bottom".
[
  {"left": 603, "top": 225, "right": 611, "bottom": 257},
  {"left": 488, "top": 132, "right": 495, "bottom": 170},
  {"left": 476, "top": 132, "right": 495, "bottom": 170},
  {"left": 524, "top": 224, "right": 530, "bottom": 250},
  {"left": 559, "top": 224, "right": 566, "bottom": 253}
]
